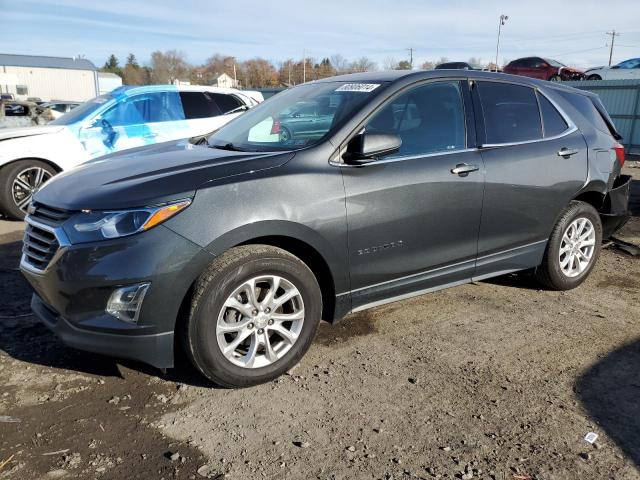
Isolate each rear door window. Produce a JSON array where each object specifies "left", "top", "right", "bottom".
[
  {"left": 477, "top": 82, "right": 542, "bottom": 144},
  {"left": 179, "top": 92, "right": 222, "bottom": 119},
  {"left": 537, "top": 93, "right": 568, "bottom": 137},
  {"left": 364, "top": 81, "right": 466, "bottom": 157},
  {"left": 209, "top": 93, "right": 243, "bottom": 114}
]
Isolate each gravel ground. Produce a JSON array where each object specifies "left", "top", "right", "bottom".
[{"left": 1, "top": 165, "right": 639, "bottom": 480}]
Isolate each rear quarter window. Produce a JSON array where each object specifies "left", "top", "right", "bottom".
[
  {"left": 180, "top": 91, "right": 222, "bottom": 119},
  {"left": 537, "top": 93, "right": 568, "bottom": 137},
  {"left": 557, "top": 91, "right": 612, "bottom": 136},
  {"left": 477, "top": 81, "right": 542, "bottom": 144}
]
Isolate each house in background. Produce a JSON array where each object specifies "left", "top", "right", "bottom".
[
  {"left": 213, "top": 73, "right": 239, "bottom": 88},
  {"left": 0, "top": 53, "right": 98, "bottom": 101},
  {"left": 98, "top": 71, "right": 122, "bottom": 95}
]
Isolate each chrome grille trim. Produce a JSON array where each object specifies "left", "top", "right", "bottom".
[{"left": 20, "top": 216, "right": 71, "bottom": 274}]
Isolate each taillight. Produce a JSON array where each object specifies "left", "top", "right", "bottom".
[
  {"left": 614, "top": 142, "right": 625, "bottom": 167},
  {"left": 271, "top": 119, "right": 281, "bottom": 135}
]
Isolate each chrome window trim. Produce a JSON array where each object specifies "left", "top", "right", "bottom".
[
  {"left": 20, "top": 215, "right": 70, "bottom": 275},
  {"left": 329, "top": 147, "right": 480, "bottom": 168}
]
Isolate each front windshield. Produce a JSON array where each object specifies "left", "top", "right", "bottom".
[
  {"left": 50, "top": 94, "right": 112, "bottom": 125},
  {"left": 208, "top": 81, "right": 388, "bottom": 152},
  {"left": 544, "top": 58, "right": 565, "bottom": 68}
]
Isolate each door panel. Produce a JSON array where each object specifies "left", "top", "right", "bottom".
[
  {"left": 473, "top": 81, "right": 588, "bottom": 277},
  {"left": 341, "top": 80, "right": 484, "bottom": 310}
]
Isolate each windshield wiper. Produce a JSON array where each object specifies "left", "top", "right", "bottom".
[
  {"left": 224, "top": 105, "right": 250, "bottom": 115},
  {"left": 210, "top": 142, "right": 246, "bottom": 152}
]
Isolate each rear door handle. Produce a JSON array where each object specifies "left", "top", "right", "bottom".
[
  {"left": 557, "top": 147, "right": 579, "bottom": 157},
  {"left": 451, "top": 163, "right": 479, "bottom": 176}
]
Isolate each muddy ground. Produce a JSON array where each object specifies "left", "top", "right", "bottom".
[{"left": 1, "top": 166, "right": 639, "bottom": 480}]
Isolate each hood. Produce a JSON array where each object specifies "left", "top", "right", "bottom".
[
  {"left": 34, "top": 140, "right": 294, "bottom": 211},
  {"left": 0, "top": 125, "right": 65, "bottom": 141},
  {"left": 559, "top": 66, "right": 584, "bottom": 74}
]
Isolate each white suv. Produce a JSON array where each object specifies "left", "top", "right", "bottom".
[{"left": 0, "top": 85, "right": 262, "bottom": 219}]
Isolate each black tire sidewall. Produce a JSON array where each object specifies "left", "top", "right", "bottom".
[
  {"left": 189, "top": 253, "right": 321, "bottom": 387},
  {"left": 0, "top": 159, "right": 57, "bottom": 219},
  {"left": 545, "top": 202, "right": 602, "bottom": 289}
]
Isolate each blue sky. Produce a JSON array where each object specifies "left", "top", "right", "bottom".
[{"left": 2, "top": 0, "right": 639, "bottom": 69}]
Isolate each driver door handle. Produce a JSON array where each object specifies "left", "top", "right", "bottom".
[
  {"left": 451, "top": 163, "right": 479, "bottom": 176},
  {"left": 557, "top": 147, "right": 579, "bottom": 157}
]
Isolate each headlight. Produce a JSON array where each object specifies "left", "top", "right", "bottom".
[{"left": 63, "top": 199, "right": 191, "bottom": 243}]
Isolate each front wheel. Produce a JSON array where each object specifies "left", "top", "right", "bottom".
[
  {"left": 183, "top": 245, "right": 322, "bottom": 388},
  {"left": 549, "top": 74, "right": 561, "bottom": 82},
  {"left": 535, "top": 201, "right": 602, "bottom": 290},
  {"left": 0, "top": 160, "right": 56, "bottom": 220},
  {"left": 587, "top": 74, "right": 602, "bottom": 81}
]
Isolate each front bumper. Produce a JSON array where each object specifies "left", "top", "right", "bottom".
[
  {"left": 600, "top": 174, "right": 632, "bottom": 239},
  {"left": 20, "top": 223, "right": 215, "bottom": 369}
]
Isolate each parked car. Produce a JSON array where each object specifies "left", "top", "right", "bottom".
[
  {"left": 503, "top": 57, "right": 585, "bottom": 81},
  {"left": 0, "top": 85, "right": 262, "bottom": 219},
  {"left": 585, "top": 57, "right": 640, "bottom": 80},
  {"left": 435, "top": 61, "right": 475, "bottom": 70},
  {"left": 21, "top": 71, "right": 630, "bottom": 388},
  {"left": 36, "top": 101, "right": 81, "bottom": 119},
  {"left": 0, "top": 93, "right": 15, "bottom": 101}
]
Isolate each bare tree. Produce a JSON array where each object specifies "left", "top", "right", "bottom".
[
  {"left": 435, "top": 57, "right": 449, "bottom": 66},
  {"left": 383, "top": 57, "right": 399, "bottom": 70},
  {"left": 240, "top": 58, "right": 278, "bottom": 88},
  {"left": 467, "top": 57, "right": 482, "bottom": 68},
  {"left": 330, "top": 54, "right": 350, "bottom": 73},
  {"left": 350, "top": 57, "right": 377, "bottom": 73},
  {"left": 421, "top": 60, "right": 436, "bottom": 70},
  {"left": 150, "top": 50, "right": 190, "bottom": 84}
]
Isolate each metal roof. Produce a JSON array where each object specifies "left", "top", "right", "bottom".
[{"left": 0, "top": 53, "right": 96, "bottom": 71}]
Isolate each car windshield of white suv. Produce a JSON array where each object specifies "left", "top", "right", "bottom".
[
  {"left": 50, "top": 94, "right": 112, "bottom": 125},
  {"left": 207, "top": 81, "right": 388, "bottom": 152}
]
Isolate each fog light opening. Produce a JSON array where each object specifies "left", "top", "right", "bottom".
[{"left": 106, "top": 283, "right": 150, "bottom": 323}]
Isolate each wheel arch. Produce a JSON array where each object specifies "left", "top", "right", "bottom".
[
  {"left": 573, "top": 181, "right": 607, "bottom": 210},
  {"left": 0, "top": 156, "right": 63, "bottom": 174}
]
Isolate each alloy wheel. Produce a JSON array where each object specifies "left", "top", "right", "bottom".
[
  {"left": 559, "top": 217, "right": 596, "bottom": 278},
  {"left": 12, "top": 167, "right": 52, "bottom": 212},
  {"left": 216, "top": 275, "right": 305, "bottom": 368}
]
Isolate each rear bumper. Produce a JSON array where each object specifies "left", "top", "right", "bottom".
[
  {"left": 31, "top": 293, "right": 175, "bottom": 369},
  {"left": 600, "top": 174, "right": 632, "bottom": 239}
]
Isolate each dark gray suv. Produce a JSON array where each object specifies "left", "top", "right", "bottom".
[{"left": 20, "top": 71, "right": 631, "bottom": 387}]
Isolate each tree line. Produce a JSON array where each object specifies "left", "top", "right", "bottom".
[{"left": 101, "top": 52, "right": 501, "bottom": 89}]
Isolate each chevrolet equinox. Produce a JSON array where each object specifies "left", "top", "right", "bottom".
[{"left": 21, "top": 71, "right": 631, "bottom": 387}]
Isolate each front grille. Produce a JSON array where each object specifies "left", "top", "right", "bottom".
[
  {"left": 22, "top": 223, "right": 59, "bottom": 271},
  {"left": 30, "top": 202, "right": 72, "bottom": 224}
]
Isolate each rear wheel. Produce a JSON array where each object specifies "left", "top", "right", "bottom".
[
  {"left": 183, "top": 245, "right": 322, "bottom": 388},
  {"left": 549, "top": 74, "right": 561, "bottom": 82},
  {"left": 535, "top": 201, "right": 602, "bottom": 290},
  {"left": 0, "top": 160, "right": 56, "bottom": 220}
]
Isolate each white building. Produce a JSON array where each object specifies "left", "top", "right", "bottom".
[
  {"left": 98, "top": 72, "right": 123, "bottom": 95},
  {"left": 0, "top": 53, "right": 98, "bottom": 102},
  {"left": 214, "top": 73, "right": 239, "bottom": 88}
]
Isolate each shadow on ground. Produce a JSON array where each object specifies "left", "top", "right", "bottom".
[{"left": 577, "top": 339, "right": 640, "bottom": 468}]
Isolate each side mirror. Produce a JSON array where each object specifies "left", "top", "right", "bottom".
[{"left": 343, "top": 133, "right": 402, "bottom": 164}]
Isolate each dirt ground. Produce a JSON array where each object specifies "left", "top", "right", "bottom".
[{"left": 1, "top": 166, "right": 639, "bottom": 480}]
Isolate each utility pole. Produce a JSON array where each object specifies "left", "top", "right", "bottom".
[
  {"left": 303, "top": 49, "right": 306, "bottom": 83},
  {"left": 406, "top": 48, "right": 414, "bottom": 69},
  {"left": 606, "top": 30, "right": 621, "bottom": 66},
  {"left": 495, "top": 14, "right": 509, "bottom": 72},
  {"left": 233, "top": 63, "right": 237, "bottom": 87}
]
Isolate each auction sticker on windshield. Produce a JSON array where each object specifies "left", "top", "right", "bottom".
[{"left": 335, "top": 83, "right": 380, "bottom": 93}]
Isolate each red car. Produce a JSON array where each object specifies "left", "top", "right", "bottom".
[{"left": 503, "top": 57, "right": 585, "bottom": 82}]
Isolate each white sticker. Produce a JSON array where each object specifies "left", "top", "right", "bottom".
[
  {"left": 335, "top": 83, "right": 380, "bottom": 93},
  {"left": 584, "top": 432, "right": 598, "bottom": 444}
]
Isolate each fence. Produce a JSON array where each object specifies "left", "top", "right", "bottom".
[{"left": 567, "top": 79, "right": 640, "bottom": 155}]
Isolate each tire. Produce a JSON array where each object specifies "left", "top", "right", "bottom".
[
  {"left": 535, "top": 201, "right": 602, "bottom": 290},
  {"left": 183, "top": 245, "right": 322, "bottom": 388},
  {"left": 280, "top": 126, "right": 292, "bottom": 142},
  {"left": 587, "top": 74, "right": 602, "bottom": 81},
  {"left": 549, "top": 74, "right": 561, "bottom": 82},
  {"left": 0, "top": 159, "right": 56, "bottom": 220}
]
